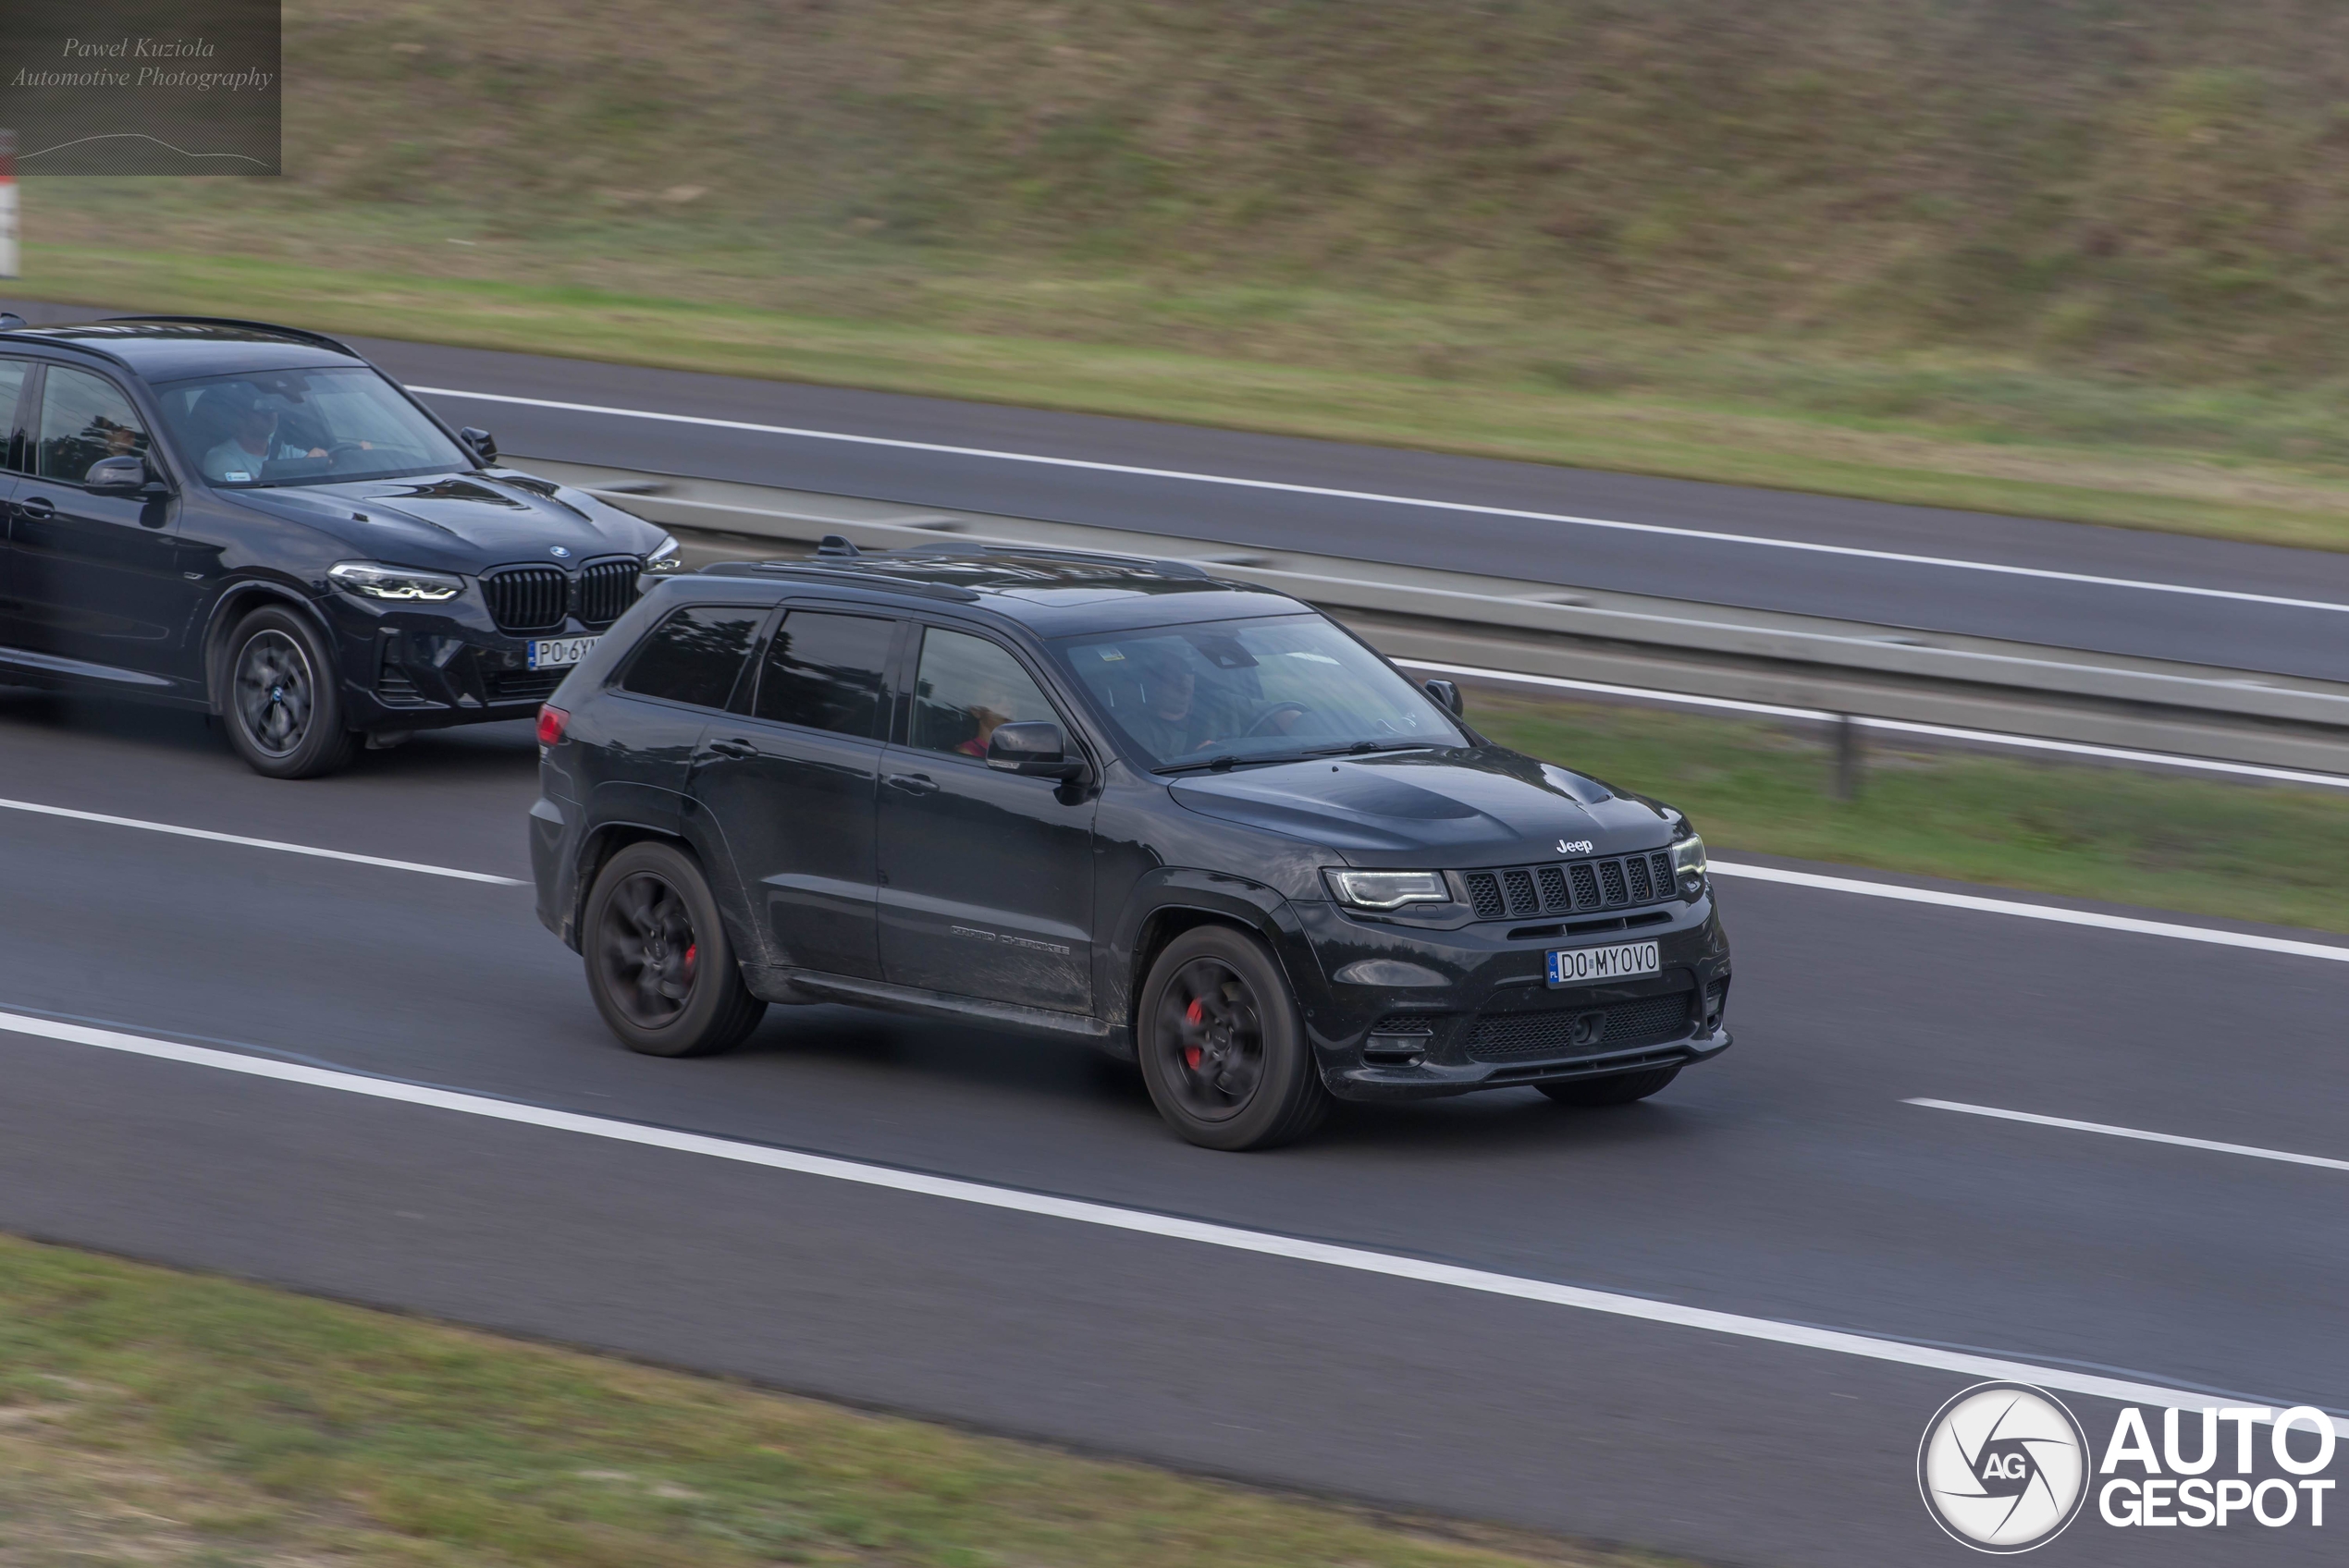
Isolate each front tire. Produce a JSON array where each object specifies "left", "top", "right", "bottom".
[
  {"left": 1137, "top": 925, "right": 1330, "bottom": 1151},
  {"left": 1536, "top": 1066, "right": 1680, "bottom": 1107},
  {"left": 583, "top": 841, "right": 766, "bottom": 1058},
  {"left": 220, "top": 606, "right": 359, "bottom": 778}
]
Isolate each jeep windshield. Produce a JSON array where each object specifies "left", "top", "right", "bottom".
[
  {"left": 152, "top": 366, "right": 476, "bottom": 488},
  {"left": 1051, "top": 614, "right": 1466, "bottom": 771}
]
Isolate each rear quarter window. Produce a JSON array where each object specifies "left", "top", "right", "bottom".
[{"left": 617, "top": 606, "right": 766, "bottom": 709}]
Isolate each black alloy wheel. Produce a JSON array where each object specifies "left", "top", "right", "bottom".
[
  {"left": 1155, "top": 958, "right": 1267, "bottom": 1121},
  {"left": 1137, "top": 925, "right": 1330, "bottom": 1151},
  {"left": 599, "top": 872, "right": 701, "bottom": 1030},
  {"left": 220, "top": 605, "right": 359, "bottom": 779},
  {"left": 582, "top": 840, "right": 766, "bottom": 1058}
]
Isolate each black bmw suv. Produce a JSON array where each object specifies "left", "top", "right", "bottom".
[
  {"left": 530, "top": 545, "right": 1732, "bottom": 1150},
  {"left": 0, "top": 315, "right": 678, "bottom": 776}
]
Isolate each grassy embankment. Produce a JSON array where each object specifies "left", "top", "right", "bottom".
[
  {"left": 1465, "top": 690, "right": 2349, "bottom": 936},
  {"left": 22, "top": 0, "right": 2349, "bottom": 549},
  {"left": 0, "top": 1234, "right": 1671, "bottom": 1568}
]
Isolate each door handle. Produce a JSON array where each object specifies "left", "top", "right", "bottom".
[
  {"left": 885, "top": 772, "right": 940, "bottom": 796},
  {"left": 705, "top": 738, "right": 756, "bottom": 759},
  {"left": 17, "top": 496, "right": 55, "bottom": 521}
]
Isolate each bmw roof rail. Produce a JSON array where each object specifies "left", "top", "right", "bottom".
[{"left": 100, "top": 314, "right": 365, "bottom": 357}]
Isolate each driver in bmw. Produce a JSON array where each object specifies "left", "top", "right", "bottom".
[{"left": 199, "top": 386, "right": 336, "bottom": 483}]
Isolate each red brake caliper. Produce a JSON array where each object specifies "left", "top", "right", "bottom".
[
  {"left": 1183, "top": 998, "right": 1205, "bottom": 1071},
  {"left": 683, "top": 942, "right": 697, "bottom": 980}
]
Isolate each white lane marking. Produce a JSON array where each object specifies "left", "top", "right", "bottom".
[
  {"left": 2, "top": 1006, "right": 2335, "bottom": 1435},
  {"left": 411, "top": 386, "right": 2349, "bottom": 616},
  {"left": 1910, "top": 1099, "right": 2349, "bottom": 1175},
  {"left": 1707, "top": 862, "right": 2349, "bottom": 964},
  {"left": 0, "top": 797, "right": 523, "bottom": 886},
  {"left": 1397, "top": 657, "right": 2349, "bottom": 790}
]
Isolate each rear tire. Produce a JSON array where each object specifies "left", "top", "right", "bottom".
[
  {"left": 583, "top": 841, "right": 766, "bottom": 1058},
  {"left": 1536, "top": 1066, "right": 1680, "bottom": 1107},
  {"left": 1137, "top": 925, "right": 1330, "bottom": 1151},
  {"left": 220, "top": 606, "right": 360, "bottom": 779}
]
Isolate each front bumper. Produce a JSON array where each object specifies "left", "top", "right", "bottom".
[
  {"left": 319, "top": 595, "right": 600, "bottom": 734},
  {"left": 1288, "top": 889, "right": 1733, "bottom": 1102}
]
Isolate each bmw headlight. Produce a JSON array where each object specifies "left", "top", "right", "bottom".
[
  {"left": 641, "top": 534, "right": 684, "bottom": 575},
  {"left": 327, "top": 561, "right": 465, "bottom": 602},
  {"left": 1325, "top": 869, "right": 1452, "bottom": 912},
  {"left": 1670, "top": 831, "right": 1708, "bottom": 896}
]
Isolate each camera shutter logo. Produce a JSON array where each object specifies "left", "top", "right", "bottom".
[{"left": 1917, "top": 1382, "right": 2090, "bottom": 1552}]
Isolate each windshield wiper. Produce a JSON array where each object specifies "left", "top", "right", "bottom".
[
  {"left": 1155, "top": 751, "right": 1313, "bottom": 774},
  {"left": 1310, "top": 741, "right": 1439, "bottom": 757}
]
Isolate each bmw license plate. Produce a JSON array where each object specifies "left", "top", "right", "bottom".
[
  {"left": 1547, "top": 940, "right": 1660, "bottom": 986},
  {"left": 527, "top": 634, "right": 597, "bottom": 671}
]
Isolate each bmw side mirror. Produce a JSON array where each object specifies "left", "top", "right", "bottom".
[
  {"left": 1423, "top": 678, "right": 1464, "bottom": 717},
  {"left": 83, "top": 455, "right": 149, "bottom": 496},
  {"left": 459, "top": 426, "right": 498, "bottom": 465},
  {"left": 987, "top": 720, "right": 1088, "bottom": 780}
]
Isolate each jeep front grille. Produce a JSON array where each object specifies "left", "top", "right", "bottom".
[{"left": 1459, "top": 850, "right": 1677, "bottom": 920}]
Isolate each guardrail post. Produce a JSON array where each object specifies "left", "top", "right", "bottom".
[{"left": 1834, "top": 712, "right": 1863, "bottom": 801}]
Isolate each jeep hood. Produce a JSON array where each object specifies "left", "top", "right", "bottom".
[{"left": 1167, "top": 746, "right": 1680, "bottom": 864}]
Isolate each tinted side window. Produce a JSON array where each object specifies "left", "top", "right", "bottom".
[
  {"left": 38, "top": 366, "right": 151, "bottom": 484},
  {"left": 753, "top": 611, "right": 894, "bottom": 738},
  {"left": 619, "top": 606, "right": 765, "bottom": 708},
  {"left": 908, "top": 628, "right": 1058, "bottom": 759},
  {"left": 0, "top": 360, "right": 31, "bottom": 473}
]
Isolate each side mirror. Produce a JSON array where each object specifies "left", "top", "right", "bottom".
[
  {"left": 987, "top": 720, "right": 1088, "bottom": 780},
  {"left": 459, "top": 426, "right": 498, "bottom": 465},
  {"left": 1422, "top": 678, "right": 1464, "bottom": 717},
  {"left": 83, "top": 455, "right": 149, "bottom": 495}
]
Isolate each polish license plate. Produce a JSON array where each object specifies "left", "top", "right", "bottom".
[
  {"left": 527, "top": 634, "right": 597, "bottom": 670},
  {"left": 1546, "top": 940, "right": 1660, "bottom": 986}
]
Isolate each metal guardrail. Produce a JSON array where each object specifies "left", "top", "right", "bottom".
[{"left": 516, "top": 456, "right": 2349, "bottom": 777}]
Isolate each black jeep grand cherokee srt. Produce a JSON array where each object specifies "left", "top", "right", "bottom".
[
  {"left": 0, "top": 315, "right": 678, "bottom": 776},
  {"left": 530, "top": 545, "right": 1732, "bottom": 1150}
]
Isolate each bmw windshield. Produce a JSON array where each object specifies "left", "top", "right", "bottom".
[
  {"left": 152, "top": 366, "right": 476, "bottom": 487},
  {"left": 1051, "top": 614, "right": 1467, "bottom": 770}
]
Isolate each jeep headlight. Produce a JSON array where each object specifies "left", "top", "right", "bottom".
[
  {"left": 1671, "top": 832, "right": 1708, "bottom": 896},
  {"left": 327, "top": 561, "right": 465, "bottom": 602},
  {"left": 1325, "top": 869, "right": 1452, "bottom": 912},
  {"left": 642, "top": 534, "right": 684, "bottom": 575}
]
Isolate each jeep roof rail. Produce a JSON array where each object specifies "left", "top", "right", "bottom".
[
  {"left": 886, "top": 541, "right": 1211, "bottom": 579},
  {"left": 702, "top": 561, "right": 986, "bottom": 602}
]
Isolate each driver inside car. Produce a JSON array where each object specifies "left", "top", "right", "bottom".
[
  {"left": 1123, "top": 641, "right": 1304, "bottom": 757},
  {"left": 199, "top": 386, "right": 337, "bottom": 483}
]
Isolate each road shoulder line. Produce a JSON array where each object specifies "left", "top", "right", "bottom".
[
  {"left": 0, "top": 796, "right": 523, "bottom": 885},
  {"left": 1909, "top": 1098, "right": 2349, "bottom": 1173},
  {"left": 1709, "top": 861, "right": 2349, "bottom": 963},
  {"left": 3, "top": 1005, "right": 2335, "bottom": 1435}
]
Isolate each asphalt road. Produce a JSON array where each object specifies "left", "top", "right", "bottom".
[
  {"left": 7, "top": 297, "right": 2349, "bottom": 681},
  {"left": 2, "top": 689, "right": 2344, "bottom": 1566}
]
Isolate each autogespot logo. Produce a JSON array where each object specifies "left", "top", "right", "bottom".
[{"left": 1918, "top": 1382, "right": 2091, "bottom": 1552}]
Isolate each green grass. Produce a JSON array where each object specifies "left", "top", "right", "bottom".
[
  {"left": 21, "top": 239, "right": 2349, "bottom": 554},
  {"left": 0, "top": 1233, "right": 1670, "bottom": 1568},
  {"left": 21, "top": 0, "right": 2349, "bottom": 550},
  {"left": 1467, "top": 691, "right": 2349, "bottom": 936}
]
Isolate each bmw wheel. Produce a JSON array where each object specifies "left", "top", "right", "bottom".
[
  {"left": 583, "top": 840, "right": 766, "bottom": 1058},
  {"left": 1137, "top": 925, "right": 1329, "bottom": 1151},
  {"left": 221, "top": 606, "right": 360, "bottom": 779}
]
